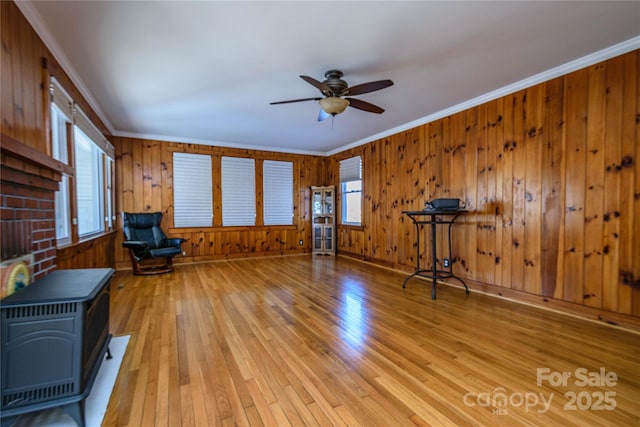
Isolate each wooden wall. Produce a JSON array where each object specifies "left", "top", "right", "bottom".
[
  {"left": 330, "top": 50, "right": 640, "bottom": 317},
  {"left": 1, "top": 1, "right": 49, "bottom": 152},
  {"left": 1, "top": 1, "right": 116, "bottom": 270},
  {"left": 113, "top": 137, "right": 326, "bottom": 268},
  {"left": 5, "top": 0, "right": 639, "bottom": 318}
]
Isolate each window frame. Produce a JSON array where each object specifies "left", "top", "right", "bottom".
[
  {"left": 50, "top": 99, "right": 73, "bottom": 245},
  {"left": 168, "top": 152, "right": 299, "bottom": 232},
  {"left": 49, "top": 77, "right": 115, "bottom": 247}
]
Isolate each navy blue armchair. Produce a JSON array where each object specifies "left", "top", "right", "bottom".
[{"left": 122, "top": 212, "right": 185, "bottom": 275}]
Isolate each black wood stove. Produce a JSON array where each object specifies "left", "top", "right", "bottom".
[{"left": 1, "top": 268, "right": 114, "bottom": 427}]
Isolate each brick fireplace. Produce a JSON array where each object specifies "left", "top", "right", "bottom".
[{"left": 1, "top": 134, "right": 71, "bottom": 280}]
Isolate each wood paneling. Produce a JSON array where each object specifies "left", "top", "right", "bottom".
[
  {"left": 331, "top": 50, "right": 640, "bottom": 317},
  {"left": 114, "top": 137, "right": 326, "bottom": 268},
  {"left": 56, "top": 231, "right": 117, "bottom": 269},
  {"left": 1, "top": 1, "right": 116, "bottom": 270},
  {"left": 1, "top": 1, "right": 48, "bottom": 152},
  {"left": 1, "top": 2, "right": 110, "bottom": 155}
]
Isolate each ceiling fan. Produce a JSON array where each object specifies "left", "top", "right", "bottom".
[{"left": 270, "top": 70, "right": 394, "bottom": 121}]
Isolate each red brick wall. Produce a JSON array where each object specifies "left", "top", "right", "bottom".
[
  {"left": 1, "top": 183, "right": 56, "bottom": 279},
  {"left": 1, "top": 138, "right": 63, "bottom": 280}
]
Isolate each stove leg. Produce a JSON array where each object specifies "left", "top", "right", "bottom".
[{"left": 62, "top": 400, "right": 85, "bottom": 427}]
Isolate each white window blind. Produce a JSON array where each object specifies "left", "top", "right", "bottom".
[
  {"left": 340, "top": 156, "right": 362, "bottom": 182},
  {"left": 173, "top": 152, "right": 213, "bottom": 227},
  {"left": 222, "top": 156, "right": 256, "bottom": 226},
  {"left": 74, "top": 127, "right": 104, "bottom": 237},
  {"left": 51, "top": 104, "right": 70, "bottom": 163},
  {"left": 50, "top": 78, "right": 74, "bottom": 121},
  {"left": 74, "top": 107, "right": 110, "bottom": 155},
  {"left": 106, "top": 157, "right": 114, "bottom": 229},
  {"left": 52, "top": 77, "right": 113, "bottom": 158},
  {"left": 50, "top": 98, "right": 72, "bottom": 243},
  {"left": 263, "top": 160, "right": 293, "bottom": 225},
  {"left": 340, "top": 156, "right": 363, "bottom": 225}
]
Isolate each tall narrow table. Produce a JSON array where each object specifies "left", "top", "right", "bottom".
[{"left": 402, "top": 210, "right": 470, "bottom": 299}]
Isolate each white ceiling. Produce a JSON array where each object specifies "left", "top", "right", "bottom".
[{"left": 20, "top": 1, "right": 640, "bottom": 155}]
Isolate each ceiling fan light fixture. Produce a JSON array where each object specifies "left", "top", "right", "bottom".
[{"left": 319, "top": 97, "right": 349, "bottom": 115}]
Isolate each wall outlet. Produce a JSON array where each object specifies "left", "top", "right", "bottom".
[
  {"left": 299, "top": 240, "right": 304, "bottom": 246},
  {"left": 443, "top": 258, "right": 450, "bottom": 268},
  {"left": 182, "top": 251, "right": 186, "bottom": 256}
]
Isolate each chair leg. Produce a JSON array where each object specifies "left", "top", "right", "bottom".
[
  {"left": 128, "top": 250, "right": 175, "bottom": 275},
  {"left": 128, "top": 249, "right": 144, "bottom": 275}
]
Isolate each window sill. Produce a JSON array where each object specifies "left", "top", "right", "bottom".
[
  {"left": 56, "top": 229, "right": 118, "bottom": 250},
  {"left": 168, "top": 224, "right": 297, "bottom": 233},
  {"left": 338, "top": 224, "right": 364, "bottom": 232}
]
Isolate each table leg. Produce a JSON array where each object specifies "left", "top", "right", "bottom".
[{"left": 430, "top": 216, "right": 437, "bottom": 299}]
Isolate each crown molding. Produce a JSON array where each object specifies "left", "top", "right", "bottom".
[
  {"left": 13, "top": 1, "right": 638, "bottom": 157},
  {"left": 112, "top": 131, "right": 326, "bottom": 157},
  {"left": 328, "top": 36, "right": 640, "bottom": 156}
]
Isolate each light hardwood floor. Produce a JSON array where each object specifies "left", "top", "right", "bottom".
[{"left": 104, "top": 255, "right": 640, "bottom": 426}]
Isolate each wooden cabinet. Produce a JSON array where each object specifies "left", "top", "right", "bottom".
[{"left": 311, "top": 186, "right": 335, "bottom": 255}]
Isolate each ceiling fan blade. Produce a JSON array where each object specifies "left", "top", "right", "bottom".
[
  {"left": 270, "top": 97, "right": 322, "bottom": 105},
  {"left": 300, "top": 75, "right": 333, "bottom": 95},
  {"left": 317, "top": 108, "right": 331, "bottom": 122},
  {"left": 344, "top": 79, "right": 394, "bottom": 96},
  {"left": 346, "top": 97, "right": 385, "bottom": 114}
]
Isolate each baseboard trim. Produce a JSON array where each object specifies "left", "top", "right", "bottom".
[{"left": 337, "top": 253, "right": 640, "bottom": 335}]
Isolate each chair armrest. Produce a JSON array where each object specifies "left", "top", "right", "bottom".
[
  {"left": 122, "top": 240, "right": 149, "bottom": 249},
  {"left": 164, "top": 238, "right": 185, "bottom": 247}
]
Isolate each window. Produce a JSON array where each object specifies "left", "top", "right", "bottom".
[
  {"left": 221, "top": 156, "right": 256, "bottom": 226},
  {"left": 105, "top": 157, "right": 115, "bottom": 229},
  {"left": 340, "top": 156, "right": 362, "bottom": 225},
  {"left": 173, "top": 152, "right": 213, "bottom": 227},
  {"left": 74, "top": 127, "right": 104, "bottom": 237},
  {"left": 172, "top": 156, "right": 293, "bottom": 228},
  {"left": 263, "top": 160, "right": 293, "bottom": 225},
  {"left": 50, "top": 101, "right": 72, "bottom": 244},
  {"left": 49, "top": 77, "right": 114, "bottom": 244}
]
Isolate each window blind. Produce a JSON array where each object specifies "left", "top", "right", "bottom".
[
  {"left": 263, "top": 160, "right": 293, "bottom": 225},
  {"left": 50, "top": 104, "right": 70, "bottom": 163},
  {"left": 50, "top": 79, "right": 73, "bottom": 243},
  {"left": 74, "top": 107, "right": 113, "bottom": 157},
  {"left": 173, "top": 152, "right": 213, "bottom": 227},
  {"left": 339, "top": 156, "right": 362, "bottom": 182},
  {"left": 222, "top": 156, "right": 256, "bottom": 226},
  {"left": 50, "top": 78, "right": 74, "bottom": 120},
  {"left": 51, "top": 77, "right": 114, "bottom": 159},
  {"left": 74, "top": 127, "right": 104, "bottom": 237}
]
